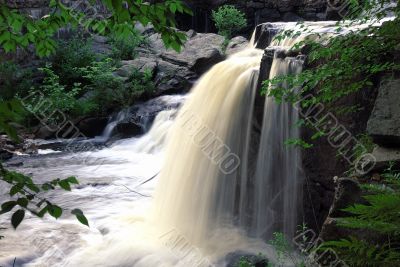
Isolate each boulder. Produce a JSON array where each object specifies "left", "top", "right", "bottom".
[
  {"left": 116, "top": 57, "right": 158, "bottom": 77},
  {"left": 76, "top": 117, "right": 109, "bottom": 138},
  {"left": 155, "top": 60, "right": 197, "bottom": 93},
  {"left": 160, "top": 32, "right": 225, "bottom": 74},
  {"left": 34, "top": 125, "right": 56, "bottom": 139},
  {"left": 0, "top": 148, "right": 13, "bottom": 161},
  {"left": 369, "top": 146, "right": 400, "bottom": 172},
  {"left": 367, "top": 77, "right": 400, "bottom": 147},
  {"left": 226, "top": 36, "right": 249, "bottom": 56},
  {"left": 115, "top": 120, "right": 142, "bottom": 137}
]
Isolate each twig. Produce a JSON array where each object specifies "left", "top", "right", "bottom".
[{"left": 115, "top": 184, "right": 150, "bottom": 198}]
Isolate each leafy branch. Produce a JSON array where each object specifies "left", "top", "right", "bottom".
[{"left": 0, "top": 162, "right": 88, "bottom": 229}]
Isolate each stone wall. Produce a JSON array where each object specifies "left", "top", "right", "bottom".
[
  {"left": 2, "top": 0, "right": 50, "bottom": 18},
  {"left": 180, "top": 0, "right": 329, "bottom": 33}
]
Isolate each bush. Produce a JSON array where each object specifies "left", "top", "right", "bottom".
[
  {"left": 80, "top": 58, "right": 154, "bottom": 112},
  {"left": 109, "top": 29, "right": 146, "bottom": 61},
  {"left": 0, "top": 61, "right": 33, "bottom": 100},
  {"left": 23, "top": 65, "right": 96, "bottom": 123},
  {"left": 50, "top": 34, "right": 97, "bottom": 90},
  {"left": 212, "top": 5, "right": 247, "bottom": 39}
]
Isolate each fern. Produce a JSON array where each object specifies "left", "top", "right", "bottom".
[
  {"left": 337, "top": 193, "right": 400, "bottom": 235},
  {"left": 318, "top": 237, "right": 400, "bottom": 267}
]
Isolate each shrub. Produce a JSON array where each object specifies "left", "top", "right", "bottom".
[
  {"left": 23, "top": 65, "right": 96, "bottom": 123},
  {"left": 121, "top": 68, "right": 155, "bottom": 105},
  {"left": 212, "top": 5, "right": 247, "bottom": 39},
  {"left": 0, "top": 61, "right": 33, "bottom": 100},
  {"left": 50, "top": 34, "right": 97, "bottom": 90},
  {"left": 80, "top": 58, "right": 154, "bottom": 112},
  {"left": 109, "top": 29, "right": 146, "bottom": 61}
]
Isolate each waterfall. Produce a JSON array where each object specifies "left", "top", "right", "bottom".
[
  {"left": 152, "top": 27, "right": 306, "bottom": 259},
  {"left": 249, "top": 55, "right": 304, "bottom": 240},
  {"left": 100, "top": 110, "right": 129, "bottom": 140},
  {"left": 152, "top": 48, "right": 264, "bottom": 246}
]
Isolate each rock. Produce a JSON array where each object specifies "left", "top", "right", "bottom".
[
  {"left": 367, "top": 77, "right": 400, "bottom": 147},
  {"left": 319, "top": 177, "right": 369, "bottom": 242},
  {"left": 259, "top": 8, "right": 281, "bottom": 21},
  {"left": 0, "top": 148, "right": 13, "bottom": 161},
  {"left": 76, "top": 117, "right": 109, "bottom": 138},
  {"left": 253, "top": 23, "right": 282, "bottom": 49},
  {"left": 116, "top": 57, "right": 158, "bottom": 77},
  {"left": 369, "top": 146, "right": 400, "bottom": 172},
  {"left": 91, "top": 35, "right": 112, "bottom": 55},
  {"left": 34, "top": 125, "right": 56, "bottom": 139},
  {"left": 115, "top": 120, "right": 142, "bottom": 137},
  {"left": 155, "top": 60, "right": 197, "bottom": 93},
  {"left": 282, "top": 12, "right": 304, "bottom": 21},
  {"left": 160, "top": 32, "right": 225, "bottom": 74},
  {"left": 328, "top": 177, "right": 362, "bottom": 218},
  {"left": 226, "top": 36, "right": 249, "bottom": 56}
]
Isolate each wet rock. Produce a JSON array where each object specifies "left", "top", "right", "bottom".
[
  {"left": 34, "top": 125, "right": 56, "bottom": 139},
  {"left": 226, "top": 36, "right": 249, "bottom": 56},
  {"left": 76, "top": 117, "right": 109, "bottom": 138},
  {"left": 115, "top": 120, "right": 142, "bottom": 138},
  {"left": 367, "top": 77, "right": 400, "bottom": 147},
  {"left": 0, "top": 148, "right": 13, "bottom": 161}
]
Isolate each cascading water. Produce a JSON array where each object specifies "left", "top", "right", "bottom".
[
  {"left": 249, "top": 54, "right": 304, "bottom": 240},
  {"left": 0, "top": 22, "right": 344, "bottom": 267},
  {"left": 152, "top": 27, "right": 306, "bottom": 255}
]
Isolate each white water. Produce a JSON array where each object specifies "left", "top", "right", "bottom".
[{"left": 0, "top": 21, "right": 344, "bottom": 266}]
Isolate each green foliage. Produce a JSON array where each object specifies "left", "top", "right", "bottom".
[
  {"left": 284, "top": 138, "right": 313, "bottom": 149},
  {"left": 0, "top": 163, "right": 88, "bottom": 229},
  {"left": 338, "top": 193, "right": 400, "bottom": 235},
  {"left": 237, "top": 256, "right": 255, "bottom": 267},
  {"left": 353, "top": 134, "right": 376, "bottom": 160},
  {"left": 0, "top": 61, "right": 33, "bottom": 101},
  {"left": 269, "top": 232, "right": 293, "bottom": 264},
  {"left": 0, "top": 99, "right": 26, "bottom": 141},
  {"left": 21, "top": 65, "right": 99, "bottom": 123},
  {"left": 51, "top": 34, "right": 97, "bottom": 89},
  {"left": 262, "top": 1, "right": 400, "bottom": 109},
  {"left": 122, "top": 68, "right": 155, "bottom": 105},
  {"left": 212, "top": 5, "right": 247, "bottom": 39},
  {"left": 0, "top": 0, "right": 192, "bottom": 57},
  {"left": 319, "top": 165, "right": 400, "bottom": 266},
  {"left": 110, "top": 27, "right": 146, "bottom": 60},
  {"left": 80, "top": 58, "right": 154, "bottom": 111},
  {"left": 318, "top": 237, "right": 400, "bottom": 267}
]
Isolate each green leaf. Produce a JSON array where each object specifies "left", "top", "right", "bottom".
[
  {"left": 71, "top": 209, "right": 89, "bottom": 227},
  {"left": 25, "top": 183, "right": 40, "bottom": 193},
  {"left": 58, "top": 180, "right": 71, "bottom": 191},
  {"left": 10, "top": 183, "right": 24, "bottom": 196},
  {"left": 37, "top": 206, "right": 48, "bottom": 217},
  {"left": 11, "top": 209, "right": 25, "bottom": 229},
  {"left": 1, "top": 201, "right": 17, "bottom": 214},
  {"left": 47, "top": 204, "right": 62, "bottom": 219},
  {"left": 17, "top": 198, "right": 28, "bottom": 208},
  {"left": 66, "top": 176, "right": 79, "bottom": 185}
]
